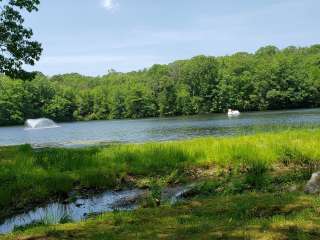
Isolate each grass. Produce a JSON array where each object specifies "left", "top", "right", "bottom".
[
  {"left": 3, "top": 192, "right": 320, "bottom": 240},
  {"left": 0, "top": 128, "right": 320, "bottom": 239}
]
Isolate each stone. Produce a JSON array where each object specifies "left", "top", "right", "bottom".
[
  {"left": 305, "top": 172, "right": 320, "bottom": 194},
  {"left": 288, "top": 185, "right": 298, "bottom": 192},
  {"left": 111, "top": 191, "right": 147, "bottom": 209}
]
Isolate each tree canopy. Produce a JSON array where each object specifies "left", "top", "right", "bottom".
[
  {"left": 0, "top": 0, "right": 42, "bottom": 79},
  {"left": 0, "top": 44, "right": 319, "bottom": 126}
]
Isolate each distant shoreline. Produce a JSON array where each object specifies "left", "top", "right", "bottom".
[{"left": 1, "top": 107, "right": 319, "bottom": 128}]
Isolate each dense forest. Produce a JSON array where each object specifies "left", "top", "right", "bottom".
[{"left": 0, "top": 44, "right": 320, "bottom": 126}]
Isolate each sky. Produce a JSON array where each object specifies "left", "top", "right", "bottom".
[{"left": 24, "top": 0, "right": 320, "bottom": 76}]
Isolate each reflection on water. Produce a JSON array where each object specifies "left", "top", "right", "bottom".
[
  {"left": 0, "top": 189, "right": 144, "bottom": 234},
  {"left": 0, "top": 108, "right": 320, "bottom": 147},
  {"left": 0, "top": 186, "right": 191, "bottom": 234}
]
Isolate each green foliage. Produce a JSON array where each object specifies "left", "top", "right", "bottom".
[
  {"left": 0, "top": 0, "right": 42, "bottom": 79},
  {"left": 1, "top": 44, "right": 320, "bottom": 125},
  {"left": 0, "top": 77, "right": 26, "bottom": 125},
  {"left": 44, "top": 95, "right": 75, "bottom": 121}
]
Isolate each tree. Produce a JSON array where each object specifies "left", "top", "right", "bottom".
[
  {"left": 44, "top": 95, "right": 75, "bottom": 121},
  {"left": 158, "top": 76, "right": 177, "bottom": 116},
  {"left": 255, "top": 45, "right": 279, "bottom": 57},
  {"left": 75, "top": 91, "right": 95, "bottom": 120},
  {"left": 179, "top": 55, "right": 219, "bottom": 113},
  {"left": 109, "top": 89, "right": 126, "bottom": 119},
  {"left": 0, "top": 0, "right": 42, "bottom": 79},
  {"left": 125, "top": 86, "right": 157, "bottom": 118},
  {"left": 23, "top": 74, "right": 56, "bottom": 117},
  {"left": 0, "top": 77, "right": 26, "bottom": 125},
  {"left": 176, "top": 84, "right": 193, "bottom": 115},
  {"left": 92, "top": 87, "right": 110, "bottom": 120},
  {"left": 0, "top": 44, "right": 319, "bottom": 126}
]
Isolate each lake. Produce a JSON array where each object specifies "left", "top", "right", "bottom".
[{"left": 0, "top": 108, "right": 320, "bottom": 147}]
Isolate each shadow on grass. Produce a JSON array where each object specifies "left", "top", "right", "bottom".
[{"left": 12, "top": 192, "right": 320, "bottom": 240}]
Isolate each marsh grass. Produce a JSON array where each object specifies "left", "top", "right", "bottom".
[
  {"left": 0, "top": 128, "right": 320, "bottom": 221},
  {"left": 12, "top": 212, "right": 72, "bottom": 233}
]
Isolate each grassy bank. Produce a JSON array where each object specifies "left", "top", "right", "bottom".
[
  {"left": 2, "top": 167, "right": 320, "bottom": 239},
  {"left": 1, "top": 128, "right": 320, "bottom": 239},
  {"left": 3, "top": 192, "right": 320, "bottom": 240}
]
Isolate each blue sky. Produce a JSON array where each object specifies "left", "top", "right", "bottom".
[{"left": 25, "top": 0, "right": 320, "bottom": 76}]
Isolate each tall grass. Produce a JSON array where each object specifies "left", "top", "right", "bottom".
[{"left": 0, "top": 128, "right": 320, "bottom": 220}]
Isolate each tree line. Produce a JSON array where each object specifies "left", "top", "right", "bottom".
[{"left": 0, "top": 44, "right": 320, "bottom": 126}]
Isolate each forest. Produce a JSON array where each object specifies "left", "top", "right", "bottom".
[{"left": 0, "top": 44, "right": 320, "bottom": 126}]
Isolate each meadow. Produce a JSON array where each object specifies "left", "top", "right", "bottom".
[{"left": 1, "top": 128, "right": 320, "bottom": 239}]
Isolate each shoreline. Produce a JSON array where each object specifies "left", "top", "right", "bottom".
[{"left": 0, "top": 107, "right": 319, "bottom": 128}]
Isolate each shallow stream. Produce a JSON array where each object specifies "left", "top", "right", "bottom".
[{"left": 0, "top": 186, "right": 189, "bottom": 234}]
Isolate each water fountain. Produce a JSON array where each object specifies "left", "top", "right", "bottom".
[{"left": 25, "top": 118, "right": 59, "bottom": 130}]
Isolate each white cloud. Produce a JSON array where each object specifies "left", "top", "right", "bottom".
[{"left": 102, "top": 0, "right": 118, "bottom": 11}]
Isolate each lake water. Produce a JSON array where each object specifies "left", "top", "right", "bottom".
[{"left": 0, "top": 108, "right": 320, "bottom": 147}]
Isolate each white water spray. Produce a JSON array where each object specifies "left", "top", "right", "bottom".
[{"left": 25, "top": 118, "right": 59, "bottom": 130}]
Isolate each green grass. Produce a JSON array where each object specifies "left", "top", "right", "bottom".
[
  {"left": 3, "top": 192, "right": 320, "bottom": 240},
  {"left": 0, "top": 128, "right": 320, "bottom": 239}
]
